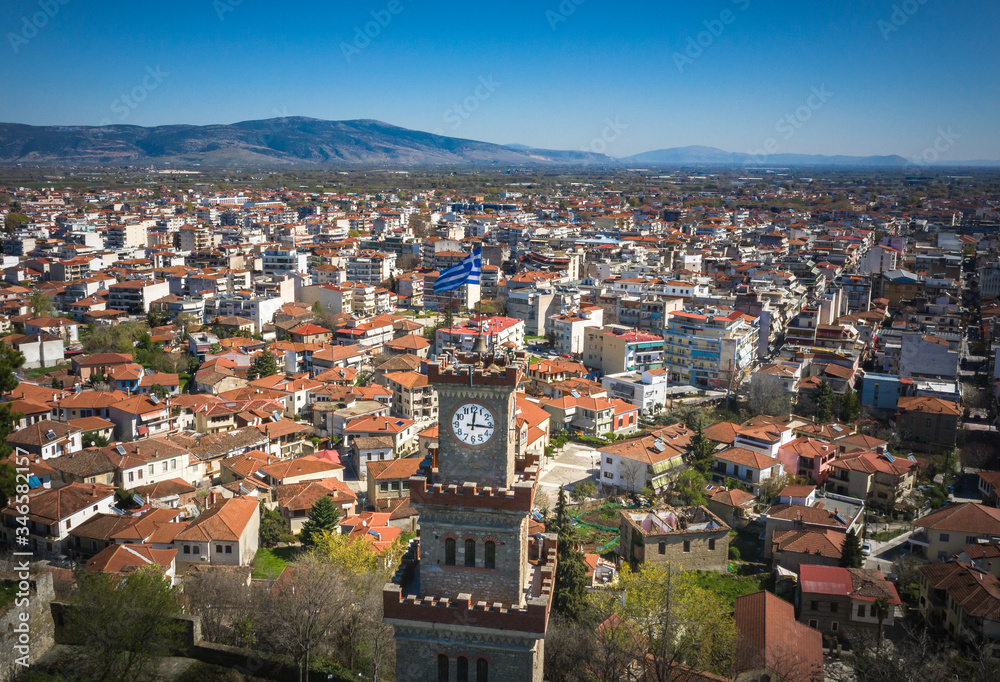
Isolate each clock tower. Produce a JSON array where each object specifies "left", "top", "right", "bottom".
[{"left": 383, "top": 351, "right": 556, "bottom": 682}]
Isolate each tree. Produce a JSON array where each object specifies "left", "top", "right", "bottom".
[
  {"left": 247, "top": 349, "right": 279, "bottom": 380},
  {"left": 208, "top": 343, "right": 224, "bottom": 355},
  {"left": 3, "top": 213, "right": 29, "bottom": 232},
  {"left": 687, "top": 420, "right": 716, "bottom": 476},
  {"left": 744, "top": 379, "right": 792, "bottom": 417},
  {"left": 259, "top": 508, "right": 287, "bottom": 548},
  {"left": 311, "top": 301, "right": 323, "bottom": 317},
  {"left": 670, "top": 469, "right": 708, "bottom": 506},
  {"left": 551, "top": 487, "right": 590, "bottom": 621},
  {"left": 873, "top": 596, "right": 890, "bottom": 643},
  {"left": 599, "top": 563, "right": 738, "bottom": 680},
  {"left": 145, "top": 309, "right": 167, "bottom": 329},
  {"left": 543, "top": 615, "right": 600, "bottom": 682},
  {"left": 814, "top": 379, "right": 835, "bottom": 422},
  {"left": 840, "top": 528, "right": 863, "bottom": 568},
  {"left": 83, "top": 432, "right": 111, "bottom": 448},
  {"left": 66, "top": 566, "right": 183, "bottom": 682},
  {"left": 28, "top": 290, "right": 54, "bottom": 318},
  {"left": 184, "top": 566, "right": 257, "bottom": 646},
  {"left": 570, "top": 480, "right": 596, "bottom": 503},
  {"left": 839, "top": 386, "right": 861, "bottom": 423},
  {"left": 619, "top": 458, "right": 646, "bottom": 493},
  {"left": 257, "top": 553, "right": 350, "bottom": 682},
  {"left": 300, "top": 495, "right": 341, "bottom": 547}
]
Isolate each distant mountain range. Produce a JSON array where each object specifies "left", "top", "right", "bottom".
[
  {"left": 622, "top": 145, "right": 912, "bottom": 168},
  {"left": 0, "top": 118, "right": 995, "bottom": 167}
]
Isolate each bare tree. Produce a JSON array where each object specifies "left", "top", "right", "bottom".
[
  {"left": 397, "top": 253, "right": 421, "bottom": 271},
  {"left": 183, "top": 567, "right": 254, "bottom": 645},
  {"left": 743, "top": 379, "right": 792, "bottom": 417},
  {"left": 619, "top": 459, "right": 646, "bottom": 494},
  {"left": 256, "top": 553, "right": 351, "bottom": 682}
]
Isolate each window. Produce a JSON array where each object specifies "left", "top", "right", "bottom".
[
  {"left": 183, "top": 545, "right": 190, "bottom": 554},
  {"left": 683, "top": 540, "right": 690, "bottom": 553},
  {"left": 708, "top": 539, "right": 716, "bottom": 551},
  {"left": 216, "top": 545, "right": 223, "bottom": 553},
  {"left": 162, "top": 462, "right": 168, "bottom": 473},
  {"left": 857, "top": 605, "right": 866, "bottom": 618},
  {"left": 445, "top": 538, "right": 456, "bottom": 565},
  {"left": 966, "top": 536, "right": 977, "bottom": 545},
  {"left": 658, "top": 541, "right": 666, "bottom": 555},
  {"left": 149, "top": 465, "right": 154, "bottom": 475},
  {"left": 811, "top": 600, "right": 818, "bottom": 611},
  {"left": 606, "top": 457, "right": 612, "bottom": 464},
  {"left": 939, "top": 533, "right": 950, "bottom": 542},
  {"left": 225, "top": 546, "right": 232, "bottom": 554},
  {"left": 604, "top": 472, "right": 613, "bottom": 479},
  {"left": 831, "top": 621, "right": 838, "bottom": 632},
  {"left": 457, "top": 656, "right": 469, "bottom": 682},
  {"left": 476, "top": 657, "right": 488, "bottom": 681},
  {"left": 171, "top": 459, "right": 177, "bottom": 470},
  {"left": 808, "top": 619, "right": 818, "bottom": 628},
  {"left": 484, "top": 541, "right": 495, "bottom": 569},
  {"left": 128, "top": 472, "right": 134, "bottom": 483},
  {"left": 193, "top": 545, "right": 200, "bottom": 555},
  {"left": 830, "top": 602, "right": 838, "bottom": 613},
  {"left": 438, "top": 655, "right": 449, "bottom": 682},
  {"left": 380, "top": 483, "right": 389, "bottom": 492},
  {"left": 465, "top": 539, "right": 476, "bottom": 567}
]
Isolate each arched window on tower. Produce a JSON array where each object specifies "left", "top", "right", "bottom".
[
  {"left": 437, "top": 654, "right": 449, "bottom": 682},
  {"left": 465, "top": 538, "right": 476, "bottom": 567},
  {"left": 457, "top": 656, "right": 469, "bottom": 682},
  {"left": 484, "top": 540, "right": 496, "bottom": 569},
  {"left": 476, "top": 658, "right": 489, "bottom": 681},
  {"left": 445, "top": 538, "right": 456, "bottom": 565}
]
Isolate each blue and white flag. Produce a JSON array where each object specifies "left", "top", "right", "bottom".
[{"left": 433, "top": 247, "right": 481, "bottom": 294}]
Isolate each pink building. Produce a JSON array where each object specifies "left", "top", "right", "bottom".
[{"left": 777, "top": 437, "right": 839, "bottom": 485}]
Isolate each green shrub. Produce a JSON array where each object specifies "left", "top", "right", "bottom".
[{"left": 729, "top": 546, "right": 741, "bottom": 561}]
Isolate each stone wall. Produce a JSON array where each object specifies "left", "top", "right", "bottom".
[
  {"left": 418, "top": 505, "right": 528, "bottom": 605},
  {"left": 0, "top": 571, "right": 55, "bottom": 679},
  {"left": 391, "top": 620, "right": 543, "bottom": 682},
  {"left": 619, "top": 511, "right": 731, "bottom": 572}
]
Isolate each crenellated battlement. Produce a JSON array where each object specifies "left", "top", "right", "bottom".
[
  {"left": 428, "top": 357, "right": 521, "bottom": 386},
  {"left": 384, "top": 545, "right": 557, "bottom": 635},
  {"left": 408, "top": 472, "right": 538, "bottom": 512}
]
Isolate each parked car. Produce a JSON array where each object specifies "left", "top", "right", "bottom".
[{"left": 861, "top": 541, "right": 872, "bottom": 556}]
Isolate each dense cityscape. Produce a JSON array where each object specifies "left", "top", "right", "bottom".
[{"left": 0, "top": 165, "right": 995, "bottom": 680}]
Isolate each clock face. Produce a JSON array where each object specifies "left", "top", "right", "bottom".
[{"left": 451, "top": 403, "right": 496, "bottom": 446}]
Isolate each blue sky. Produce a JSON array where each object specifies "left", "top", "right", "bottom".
[{"left": 1, "top": 0, "right": 997, "bottom": 159}]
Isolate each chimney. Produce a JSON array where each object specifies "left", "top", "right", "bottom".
[{"left": 210, "top": 490, "right": 217, "bottom": 505}]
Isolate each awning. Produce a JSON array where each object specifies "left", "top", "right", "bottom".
[{"left": 137, "top": 426, "right": 150, "bottom": 436}]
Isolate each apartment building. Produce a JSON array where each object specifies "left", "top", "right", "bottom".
[
  {"left": 107, "top": 279, "right": 170, "bottom": 314},
  {"left": 663, "top": 309, "right": 759, "bottom": 389},
  {"left": 584, "top": 325, "right": 665, "bottom": 376}
]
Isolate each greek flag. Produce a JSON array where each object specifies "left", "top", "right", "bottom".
[{"left": 433, "top": 247, "right": 481, "bottom": 294}]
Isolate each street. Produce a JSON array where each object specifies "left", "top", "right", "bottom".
[{"left": 536, "top": 442, "right": 601, "bottom": 506}]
